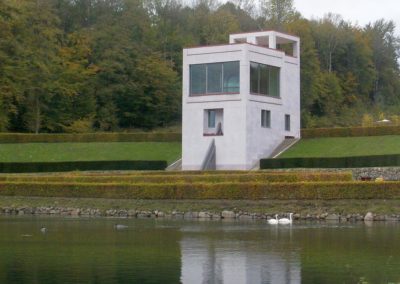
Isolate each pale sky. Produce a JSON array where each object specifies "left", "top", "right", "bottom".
[{"left": 293, "top": 0, "right": 400, "bottom": 35}]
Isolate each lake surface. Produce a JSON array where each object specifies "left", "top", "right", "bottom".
[{"left": 0, "top": 216, "right": 399, "bottom": 284}]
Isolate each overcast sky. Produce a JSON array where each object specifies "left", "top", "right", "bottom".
[{"left": 293, "top": 0, "right": 400, "bottom": 35}]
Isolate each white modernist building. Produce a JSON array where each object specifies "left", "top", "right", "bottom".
[{"left": 182, "top": 31, "right": 300, "bottom": 170}]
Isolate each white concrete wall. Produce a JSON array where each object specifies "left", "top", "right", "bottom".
[
  {"left": 182, "top": 45, "right": 248, "bottom": 170},
  {"left": 245, "top": 44, "right": 300, "bottom": 167},
  {"left": 182, "top": 32, "right": 300, "bottom": 170}
]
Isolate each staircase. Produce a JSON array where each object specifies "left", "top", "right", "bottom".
[
  {"left": 166, "top": 158, "right": 182, "bottom": 171},
  {"left": 269, "top": 138, "right": 300, "bottom": 158}
]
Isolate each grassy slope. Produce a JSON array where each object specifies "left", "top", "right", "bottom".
[
  {"left": 0, "top": 142, "right": 181, "bottom": 164},
  {"left": 280, "top": 135, "right": 400, "bottom": 158}
]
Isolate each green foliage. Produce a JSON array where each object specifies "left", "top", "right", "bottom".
[
  {"left": 301, "top": 126, "right": 400, "bottom": 138},
  {"left": 261, "top": 154, "right": 400, "bottom": 169},
  {"left": 0, "top": 160, "right": 167, "bottom": 173},
  {"left": 261, "top": 0, "right": 298, "bottom": 30},
  {"left": 1, "top": 180, "right": 400, "bottom": 200},
  {"left": 0, "top": 132, "right": 181, "bottom": 143},
  {"left": 0, "top": 172, "right": 353, "bottom": 183},
  {"left": 0, "top": 0, "right": 399, "bottom": 131}
]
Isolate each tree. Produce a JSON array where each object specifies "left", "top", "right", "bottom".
[
  {"left": 313, "top": 13, "right": 344, "bottom": 73},
  {"left": 203, "top": 8, "right": 240, "bottom": 44},
  {"left": 260, "top": 0, "right": 297, "bottom": 30},
  {"left": 365, "top": 20, "right": 400, "bottom": 106}
]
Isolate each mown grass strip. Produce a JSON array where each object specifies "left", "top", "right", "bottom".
[
  {"left": 0, "top": 172, "right": 353, "bottom": 183},
  {"left": 0, "top": 181, "right": 398, "bottom": 200}
]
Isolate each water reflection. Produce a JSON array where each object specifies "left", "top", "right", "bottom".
[
  {"left": 181, "top": 224, "right": 300, "bottom": 284},
  {"left": 0, "top": 217, "right": 400, "bottom": 284}
]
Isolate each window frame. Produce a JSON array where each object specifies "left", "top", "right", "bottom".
[
  {"left": 261, "top": 109, "right": 271, "bottom": 128},
  {"left": 285, "top": 114, "right": 291, "bottom": 131},
  {"left": 189, "top": 61, "right": 240, "bottom": 96},
  {"left": 249, "top": 61, "right": 280, "bottom": 98}
]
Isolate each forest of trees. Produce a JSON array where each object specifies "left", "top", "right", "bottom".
[{"left": 0, "top": 0, "right": 399, "bottom": 133}]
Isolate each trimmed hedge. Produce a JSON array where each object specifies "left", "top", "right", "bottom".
[
  {"left": 0, "top": 172, "right": 349, "bottom": 183},
  {"left": 0, "top": 181, "right": 399, "bottom": 200},
  {"left": 0, "top": 132, "right": 181, "bottom": 143},
  {"left": 260, "top": 154, "right": 400, "bottom": 169},
  {"left": 0, "top": 161, "right": 167, "bottom": 173},
  {"left": 0, "top": 172, "right": 353, "bottom": 183},
  {"left": 301, "top": 125, "right": 400, "bottom": 138}
]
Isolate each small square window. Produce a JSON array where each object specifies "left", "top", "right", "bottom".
[
  {"left": 261, "top": 110, "right": 271, "bottom": 128},
  {"left": 285, "top": 114, "right": 291, "bottom": 131},
  {"left": 204, "top": 109, "right": 223, "bottom": 136}
]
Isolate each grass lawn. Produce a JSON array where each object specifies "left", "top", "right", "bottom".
[
  {"left": 280, "top": 135, "right": 400, "bottom": 158},
  {"left": 0, "top": 142, "right": 181, "bottom": 164}
]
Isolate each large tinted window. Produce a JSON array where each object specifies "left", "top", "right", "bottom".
[
  {"left": 250, "top": 62, "right": 258, "bottom": 94},
  {"left": 207, "top": 63, "right": 222, "bottom": 93},
  {"left": 223, "top": 61, "right": 240, "bottom": 93},
  {"left": 259, "top": 64, "right": 269, "bottom": 95},
  {"left": 190, "top": 61, "right": 240, "bottom": 95},
  {"left": 250, "top": 62, "right": 280, "bottom": 97},
  {"left": 190, "top": 64, "right": 206, "bottom": 95}
]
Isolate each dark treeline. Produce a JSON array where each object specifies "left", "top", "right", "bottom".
[{"left": 0, "top": 0, "right": 399, "bottom": 133}]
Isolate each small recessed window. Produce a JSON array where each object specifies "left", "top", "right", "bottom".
[
  {"left": 261, "top": 110, "right": 271, "bottom": 128},
  {"left": 204, "top": 109, "right": 223, "bottom": 136},
  {"left": 285, "top": 114, "right": 291, "bottom": 131}
]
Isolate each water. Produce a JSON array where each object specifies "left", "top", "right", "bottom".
[{"left": 0, "top": 217, "right": 399, "bottom": 284}]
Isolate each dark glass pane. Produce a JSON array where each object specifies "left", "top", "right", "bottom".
[
  {"left": 190, "top": 64, "right": 206, "bottom": 95},
  {"left": 285, "top": 114, "right": 290, "bottom": 131},
  {"left": 207, "top": 63, "right": 222, "bottom": 93},
  {"left": 250, "top": 62, "right": 259, "bottom": 94},
  {"left": 266, "top": 110, "right": 271, "bottom": 128},
  {"left": 223, "top": 61, "right": 240, "bottom": 93},
  {"left": 259, "top": 63, "right": 269, "bottom": 95},
  {"left": 269, "top": 66, "right": 280, "bottom": 97},
  {"left": 208, "top": 110, "right": 216, "bottom": 128},
  {"left": 261, "top": 110, "right": 266, "bottom": 127}
]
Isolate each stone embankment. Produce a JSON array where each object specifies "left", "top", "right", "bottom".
[{"left": 1, "top": 207, "right": 399, "bottom": 222}]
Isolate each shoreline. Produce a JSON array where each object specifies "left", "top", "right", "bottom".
[{"left": 1, "top": 196, "right": 399, "bottom": 222}]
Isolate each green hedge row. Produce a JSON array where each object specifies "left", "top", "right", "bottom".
[
  {"left": 260, "top": 154, "right": 400, "bottom": 169},
  {"left": 0, "top": 161, "right": 167, "bottom": 173},
  {"left": 0, "top": 181, "right": 398, "bottom": 200},
  {"left": 0, "top": 132, "right": 181, "bottom": 143},
  {"left": 301, "top": 125, "right": 400, "bottom": 138},
  {"left": 0, "top": 172, "right": 353, "bottom": 183}
]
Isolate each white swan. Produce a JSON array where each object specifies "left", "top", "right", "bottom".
[
  {"left": 278, "top": 213, "right": 293, "bottom": 225},
  {"left": 267, "top": 214, "right": 279, "bottom": 225}
]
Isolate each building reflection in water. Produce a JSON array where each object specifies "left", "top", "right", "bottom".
[{"left": 180, "top": 226, "right": 301, "bottom": 284}]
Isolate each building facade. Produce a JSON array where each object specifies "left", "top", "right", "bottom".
[{"left": 182, "top": 31, "right": 300, "bottom": 170}]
